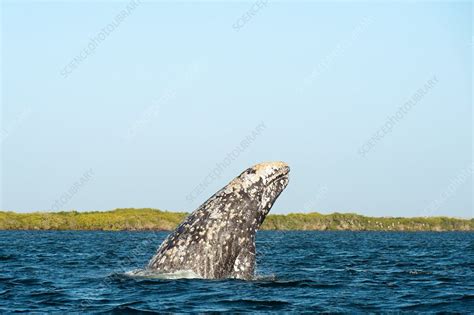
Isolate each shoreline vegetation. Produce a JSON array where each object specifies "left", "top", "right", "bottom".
[{"left": 0, "top": 208, "right": 472, "bottom": 231}]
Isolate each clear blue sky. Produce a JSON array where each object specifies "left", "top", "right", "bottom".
[{"left": 1, "top": 1, "right": 472, "bottom": 218}]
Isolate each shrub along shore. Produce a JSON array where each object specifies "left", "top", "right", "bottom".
[{"left": 0, "top": 208, "right": 472, "bottom": 231}]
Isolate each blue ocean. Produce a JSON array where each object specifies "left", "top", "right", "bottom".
[{"left": 0, "top": 231, "right": 473, "bottom": 313}]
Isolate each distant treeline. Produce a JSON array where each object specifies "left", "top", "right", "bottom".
[{"left": 0, "top": 208, "right": 472, "bottom": 231}]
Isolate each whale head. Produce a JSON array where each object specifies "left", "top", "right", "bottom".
[
  {"left": 224, "top": 161, "right": 290, "bottom": 227},
  {"left": 147, "top": 161, "right": 290, "bottom": 279}
]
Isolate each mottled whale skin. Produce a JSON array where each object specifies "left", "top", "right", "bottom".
[{"left": 147, "top": 161, "right": 290, "bottom": 280}]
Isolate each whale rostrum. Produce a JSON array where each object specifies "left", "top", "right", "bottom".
[{"left": 147, "top": 161, "right": 290, "bottom": 279}]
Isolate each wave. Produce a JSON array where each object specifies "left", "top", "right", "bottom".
[
  {"left": 124, "top": 269, "right": 203, "bottom": 279},
  {"left": 109, "top": 305, "right": 157, "bottom": 313},
  {"left": 124, "top": 269, "right": 279, "bottom": 281}
]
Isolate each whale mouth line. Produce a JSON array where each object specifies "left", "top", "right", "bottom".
[
  {"left": 270, "top": 173, "right": 288, "bottom": 183},
  {"left": 268, "top": 168, "right": 290, "bottom": 185}
]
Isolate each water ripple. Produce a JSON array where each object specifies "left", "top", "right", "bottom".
[{"left": 0, "top": 230, "right": 472, "bottom": 312}]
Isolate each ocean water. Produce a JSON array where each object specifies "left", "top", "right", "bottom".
[{"left": 0, "top": 231, "right": 473, "bottom": 313}]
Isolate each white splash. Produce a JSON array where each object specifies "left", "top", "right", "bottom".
[{"left": 124, "top": 268, "right": 202, "bottom": 279}]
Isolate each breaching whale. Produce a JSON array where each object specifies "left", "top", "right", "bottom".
[{"left": 147, "top": 161, "right": 290, "bottom": 280}]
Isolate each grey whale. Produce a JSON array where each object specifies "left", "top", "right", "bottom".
[{"left": 147, "top": 162, "right": 290, "bottom": 279}]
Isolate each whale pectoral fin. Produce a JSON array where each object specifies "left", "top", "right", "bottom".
[{"left": 231, "top": 241, "right": 256, "bottom": 280}]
